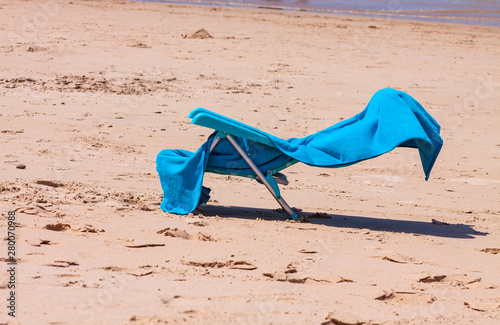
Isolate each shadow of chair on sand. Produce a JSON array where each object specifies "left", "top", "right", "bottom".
[{"left": 194, "top": 205, "right": 488, "bottom": 239}]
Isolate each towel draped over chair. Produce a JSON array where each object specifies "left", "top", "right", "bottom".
[{"left": 156, "top": 88, "right": 443, "bottom": 216}]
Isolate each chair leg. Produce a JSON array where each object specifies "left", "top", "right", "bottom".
[
  {"left": 276, "top": 197, "right": 298, "bottom": 219},
  {"left": 209, "top": 132, "right": 223, "bottom": 152},
  {"left": 225, "top": 135, "right": 298, "bottom": 219}
]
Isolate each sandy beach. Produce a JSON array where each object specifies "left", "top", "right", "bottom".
[{"left": 1, "top": 0, "right": 499, "bottom": 324}]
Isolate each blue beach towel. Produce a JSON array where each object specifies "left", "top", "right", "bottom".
[{"left": 156, "top": 88, "right": 443, "bottom": 214}]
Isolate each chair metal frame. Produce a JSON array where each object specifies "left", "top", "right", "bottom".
[
  {"left": 207, "top": 131, "right": 298, "bottom": 219},
  {"left": 189, "top": 107, "right": 298, "bottom": 219}
]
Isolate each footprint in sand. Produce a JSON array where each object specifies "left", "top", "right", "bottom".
[
  {"left": 379, "top": 252, "right": 424, "bottom": 264},
  {"left": 323, "top": 311, "right": 367, "bottom": 325},
  {"left": 262, "top": 263, "right": 350, "bottom": 284},
  {"left": 375, "top": 290, "right": 435, "bottom": 304},
  {"left": 186, "top": 260, "right": 257, "bottom": 270},
  {"left": 46, "top": 260, "right": 79, "bottom": 268},
  {"left": 418, "top": 275, "right": 447, "bottom": 283},
  {"left": 18, "top": 205, "right": 55, "bottom": 217},
  {"left": 27, "top": 239, "right": 52, "bottom": 247},
  {"left": 464, "top": 300, "right": 500, "bottom": 312},
  {"left": 410, "top": 273, "right": 489, "bottom": 289},
  {"left": 45, "top": 223, "right": 71, "bottom": 231},
  {"left": 157, "top": 227, "right": 217, "bottom": 241},
  {"left": 479, "top": 248, "right": 500, "bottom": 254},
  {"left": 45, "top": 223, "right": 104, "bottom": 233},
  {"left": 157, "top": 227, "right": 190, "bottom": 239},
  {"left": 414, "top": 273, "right": 481, "bottom": 287},
  {"left": 125, "top": 244, "right": 165, "bottom": 248}
]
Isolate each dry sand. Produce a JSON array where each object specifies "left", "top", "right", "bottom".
[{"left": 1, "top": 0, "right": 499, "bottom": 324}]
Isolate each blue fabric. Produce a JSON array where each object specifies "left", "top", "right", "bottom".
[{"left": 156, "top": 89, "right": 443, "bottom": 214}]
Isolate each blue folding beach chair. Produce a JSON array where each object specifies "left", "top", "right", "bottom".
[
  {"left": 189, "top": 107, "right": 301, "bottom": 219},
  {"left": 156, "top": 89, "right": 443, "bottom": 220}
]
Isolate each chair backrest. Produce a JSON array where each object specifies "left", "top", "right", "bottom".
[{"left": 189, "top": 108, "right": 276, "bottom": 148}]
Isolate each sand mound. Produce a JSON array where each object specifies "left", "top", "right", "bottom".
[{"left": 184, "top": 28, "right": 213, "bottom": 39}]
